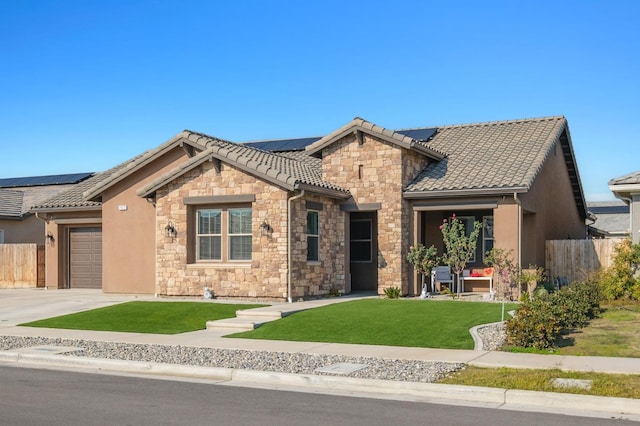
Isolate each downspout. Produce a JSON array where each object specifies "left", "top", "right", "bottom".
[
  {"left": 287, "top": 190, "right": 305, "bottom": 303},
  {"left": 34, "top": 212, "right": 49, "bottom": 290},
  {"left": 513, "top": 193, "right": 522, "bottom": 268}
]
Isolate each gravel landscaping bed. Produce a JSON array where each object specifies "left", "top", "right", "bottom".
[{"left": 0, "top": 336, "right": 464, "bottom": 383}]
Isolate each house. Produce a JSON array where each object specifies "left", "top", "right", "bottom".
[
  {"left": 31, "top": 116, "right": 587, "bottom": 299},
  {"left": 0, "top": 173, "right": 93, "bottom": 244},
  {"left": 586, "top": 200, "right": 630, "bottom": 239},
  {"left": 609, "top": 171, "right": 640, "bottom": 244}
]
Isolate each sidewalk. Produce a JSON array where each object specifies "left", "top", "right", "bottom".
[{"left": 1, "top": 288, "right": 640, "bottom": 420}]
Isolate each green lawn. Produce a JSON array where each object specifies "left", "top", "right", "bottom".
[
  {"left": 228, "top": 299, "right": 519, "bottom": 349},
  {"left": 20, "top": 301, "right": 267, "bottom": 334}
]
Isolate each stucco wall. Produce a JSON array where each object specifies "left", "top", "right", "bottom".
[
  {"left": 632, "top": 194, "right": 640, "bottom": 244},
  {"left": 520, "top": 139, "right": 586, "bottom": 266},
  {"left": 0, "top": 216, "right": 43, "bottom": 244},
  {"left": 101, "top": 147, "right": 189, "bottom": 294}
]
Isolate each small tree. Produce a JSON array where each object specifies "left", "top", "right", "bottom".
[
  {"left": 440, "top": 214, "right": 481, "bottom": 296},
  {"left": 407, "top": 243, "right": 439, "bottom": 293},
  {"left": 599, "top": 239, "right": 640, "bottom": 300}
]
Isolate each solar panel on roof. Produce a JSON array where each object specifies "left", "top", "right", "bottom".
[
  {"left": 243, "top": 137, "right": 321, "bottom": 152},
  {"left": 395, "top": 128, "right": 438, "bottom": 141},
  {"left": 0, "top": 172, "right": 94, "bottom": 188}
]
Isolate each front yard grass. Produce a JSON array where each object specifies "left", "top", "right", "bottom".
[
  {"left": 439, "top": 366, "right": 640, "bottom": 399},
  {"left": 228, "top": 299, "right": 519, "bottom": 349},
  {"left": 504, "top": 303, "right": 640, "bottom": 358},
  {"left": 20, "top": 301, "right": 267, "bottom": 334}
]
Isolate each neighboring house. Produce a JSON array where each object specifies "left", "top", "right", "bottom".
[
  {"left": 32, "top": 116, "right": 587, "bottom": 299},
  {"left": 586, "top": 200, "right": 630, "bottom": 239},
  {"left": 609, "top": 170, "right": 640, "bottom": 244},
  {"left": 0, "top": 173, "right": 93, "bottom": 244}
]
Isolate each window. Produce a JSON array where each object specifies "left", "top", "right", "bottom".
[
  {"left": 482, "top": 216, "right": 494, "bottom": 262},
  {"left": 195, "top": 207, "right": 252, "bottom": 262},
  {"left": 350, "top": 219, "right": 372, "bottom": 262},
  {"left": 197, "top": 209, "right": 221, "bottom": 260},
  {"left": 458, "top": 216, "right": 478, "bottom": 263},
  {"left": 228, "top": 208, "right": 252, "bottom": 260},
  {"left": 307, "top": 210, "right": 319, "bottom": 261}
]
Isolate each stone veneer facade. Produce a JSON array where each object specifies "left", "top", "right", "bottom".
[
  {"left": 155, "top": 160, "right": 346, "bottom": 300},
  {"left": 320, "top": 133, "right": 430, "bottom": 295}
]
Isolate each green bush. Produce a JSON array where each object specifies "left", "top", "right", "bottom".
[
  {"left": 599, "top": 239, "right": 640, "bottom": 301},
  {"left": 506, "top": 296, "right": 560, "bottom": 349},
  {"left": 506, "top": 280, "right": 600, "bottom": 349},
  {"left": 384, "top": 287, "right": 402, "bottom": 299}
]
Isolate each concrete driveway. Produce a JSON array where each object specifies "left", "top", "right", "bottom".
[{"left": 0, "top": 288, "right": 153, "bottom": 327}]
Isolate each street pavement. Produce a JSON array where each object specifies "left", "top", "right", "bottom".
[{"left": 1, "top": 288, "right": 639, "bottom": 421}]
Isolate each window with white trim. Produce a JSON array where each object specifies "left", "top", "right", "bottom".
[
  {"left": 195, "top": 207, "right": 252, "bottom": 262},
  {"left": 482, "top": 216, "right": 494, "bottom": 262},
  {"left": 307, "top": 210, "right": 319, "bottom": 261}
]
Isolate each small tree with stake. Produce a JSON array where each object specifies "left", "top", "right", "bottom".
[
  {"left": 407, "top": 243, "right": 439, "bottom": 295},
  {"left": 440, "top": 214, "right": 482, "bottom": 297}
]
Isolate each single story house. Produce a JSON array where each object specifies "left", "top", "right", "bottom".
[
  {"left": 609, "top": 171, "right": 640, "bottom": 244},
  {"left": 32, "top": 116, "right": 587, "bottom": 299},
  {"left": 0, "top": 173, "right": 93, "bottom": 244}
]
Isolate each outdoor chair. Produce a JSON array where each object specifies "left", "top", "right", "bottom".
[{"left": 431, "top": 266, "right": 454, "bottom": 293}]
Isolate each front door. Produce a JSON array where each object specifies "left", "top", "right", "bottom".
[{"left": 349, "top": 212, "right": 378, "bottom": 291}]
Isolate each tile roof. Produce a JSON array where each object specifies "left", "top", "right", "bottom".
[
  {"left": 0, "top": 189, "right": 24, "bottom": 218},
  {"left": 587, "top": 201, "right": 629, "bottom": 236},
  {"left": 138, "top": 131, "right": 350, "bottom": 198},
  {"left": 405, "top": 116, "right": 569, "bottom": 195},
  {"left": 31, "top": 158, "right": 143, "bottom": 211},
  {"left": 609, "top": 170, "right": 640, "bottom": 186}
]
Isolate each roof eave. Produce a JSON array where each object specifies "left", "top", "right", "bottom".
[
  {"left": 403, "top": 187, "right": 529, "bottom": 199},
  {"left": 294, "top": 183, "right": 351, "bottom": 199},
  {"left": 30, "top": 205, "right": 102, "bottom": 214}
]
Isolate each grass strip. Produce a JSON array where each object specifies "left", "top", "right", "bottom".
[
  {"left": 228, "top": 299, "right": 519, "bottom": 349},
  {"left": 20, "top": 301, "right": 267, "bottom": 334},
  {"left": 439, "top": 366, "right": 640, "bottom": 399}
]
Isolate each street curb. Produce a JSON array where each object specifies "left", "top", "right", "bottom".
[{"left": 2, "top": 351, "right": 640, "bottom": 416}]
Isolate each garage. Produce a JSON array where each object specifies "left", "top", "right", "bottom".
[{"left": 69, "top": 227, "right": 102, "bottom": 289}]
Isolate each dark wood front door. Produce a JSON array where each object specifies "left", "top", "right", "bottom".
[{"left": 349, "top": 212, "right": 377, "bottom": 291}]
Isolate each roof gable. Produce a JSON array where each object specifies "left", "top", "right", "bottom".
[
  {"left": 305, "top": 117, "right": 446, "bottom": 160},
  {"left": 82, "top": 132, "right": 206, "bottom": 201},
  {"left": 137, "top": 131, "right": 350, "bottom": 199}
]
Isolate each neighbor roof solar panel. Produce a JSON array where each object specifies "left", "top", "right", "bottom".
[
  {"left": 395, "top": 128, "right": 438, "bottom": 141},
  {"left": 0, "top": 172, "right": 94, "bottom": 188},
  {"left": 243, "top": 137, "right": 322, "bottom": 152}
]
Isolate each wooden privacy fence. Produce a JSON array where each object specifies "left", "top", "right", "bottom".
[
  {"left": 0, "top": 244, "right": 45, "bottom": 288},
  {"left": 545, "top": 238, "right": 624, "bottom": 283}
]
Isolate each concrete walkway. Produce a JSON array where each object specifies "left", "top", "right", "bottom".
[{"left": 1, "top": 288, "right": 640, "bottom": 420}]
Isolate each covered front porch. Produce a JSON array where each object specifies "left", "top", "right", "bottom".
[{"left": 407, "top": 198, "right": 524, "bottom": 297}]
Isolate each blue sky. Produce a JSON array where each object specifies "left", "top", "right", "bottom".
[{"left": 1, "top": 1, "right": 638, "bottom": 201}]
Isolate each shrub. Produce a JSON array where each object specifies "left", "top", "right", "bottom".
[
  {"left": 384, "top": 287, "right": 402, "bottom": 299},
  {"left": 506, "top": 280, "right": 600, "bottom": 349},
  {"left": 506, "top": 296, "right": 560, "bottom": 349},
  {"left": 599, "top": 239, "right": 640, "bottom": 301}
]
